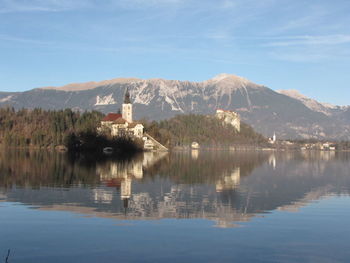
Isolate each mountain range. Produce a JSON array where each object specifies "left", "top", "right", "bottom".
[{"left": 1, "top": 73, "right": 349, "bottom": 140}]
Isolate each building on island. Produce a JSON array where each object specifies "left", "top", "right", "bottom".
[
  {"left": 99, "top": 89, "right": 144, "bottom": 138},
  {"left": 215, "top": 109, "right": 240, "bottom": 132},
  {"left": 268, "top": 132, "right": 277, "bottom": 144},
  {"left": 98, "top": 89, "right": 168, "bottom": 151}
]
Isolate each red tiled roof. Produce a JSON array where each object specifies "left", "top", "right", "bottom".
[
  {"left": 114, "top": 118, "right": 127, "bottom": 124},
  {"left": 104, "top": 179, "right": 122, "bottom": 188},
  {"left": 102, "top": 113, "right": 122, "bottom": 121}
]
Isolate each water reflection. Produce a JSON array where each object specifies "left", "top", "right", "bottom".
[
  {"left": 0, "top": 150, "right": 350, "bottom": 227},
  {"left": 215, "top": 167, "right": 240, "bottom": 193},
  {"left": 95, "top": 152, "right": 168, "bottom": 209}
]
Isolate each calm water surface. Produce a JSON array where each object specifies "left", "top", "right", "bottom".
[{"left": 0, "top": 150, "right": 350, "bottom": 262}]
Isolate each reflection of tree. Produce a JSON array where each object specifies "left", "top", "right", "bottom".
[
  {"left": 0, "top": 149, "right": 168, "bottom": 190},
  {"left": 152, "top": 151, "right": 269, "bottom": 185},
  {"left": 0, "top": 149, "right": 100, "bottom": 188}
]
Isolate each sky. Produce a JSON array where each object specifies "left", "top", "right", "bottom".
[{"left": 0, "top": 0, "right": 350, "bottom": 105}]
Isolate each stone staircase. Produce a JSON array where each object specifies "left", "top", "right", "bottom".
[{"left": 143, "top": 133, "right": 168, "bottom": 151}]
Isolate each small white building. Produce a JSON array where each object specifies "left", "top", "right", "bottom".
[
  {"left": 269, "top": 132, "right": 277, "bottom": 144},
  {"left": 215, "top": 109, "right": 240, "bottom": 132}
]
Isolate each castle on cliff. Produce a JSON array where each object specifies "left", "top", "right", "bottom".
[{"left": 215, "top": 109, "right": 241, "bottom": 132}]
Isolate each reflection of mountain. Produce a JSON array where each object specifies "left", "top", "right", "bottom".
[{"left": 0, "top": 150, "right": 350, "bottom": 227}]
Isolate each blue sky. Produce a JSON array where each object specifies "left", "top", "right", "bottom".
[{"left": 0, "top": 0, "right": 350, "bottom": 105}]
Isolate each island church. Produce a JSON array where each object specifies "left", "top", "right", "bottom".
[{"left": 99, "top": 90, "right": 144, "bottom": 138}]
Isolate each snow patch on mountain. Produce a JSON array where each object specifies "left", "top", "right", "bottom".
[
  {"left": 133, "top": 90, "right": 154, "bottom": 105},
  {"left": 165, "top": 95, "right": 183, "bottom": 112},
  {"left": 95, "top": 94, "right": 116, "bottom": 106},
  {"left": 0, "top": 95, "right": 13, "bottom": 103}
]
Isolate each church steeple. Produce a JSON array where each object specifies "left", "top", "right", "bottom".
[
  {"left": 124, "top": 88, "right": 131, "bottom": 104},
  {"left": 122, "top": 88, "right": 133, "bottom": 123}
]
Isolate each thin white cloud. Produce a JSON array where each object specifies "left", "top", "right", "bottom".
[
  {"left": 114, "top": 0, "right": 185, "bottom": 9},
  {"left": 0, "top": 0, "right": 186, "bottom": 13},
  {"left": 265, "top": 35, "right": 350, "bottom": 47},
  {"left": 273, "top": 11, "right": 328, "bottom": 33},
  {"left": 0, "top": 0, "right": 94, "bottom": 13},
  {"left": 220, "top": 0, "right": 236, "bottom": 9},
  {"left": 268, "top": 36, "right": 350, "bottom": 63},
  {"left": 0, "top": 34, "right": 51, "bottom": 45},
  {"left": 126, "top": 0, "right": 183, "bottom": 4},
  {"left": 270, "top": 51, "right": 328, "bottom": 62}
]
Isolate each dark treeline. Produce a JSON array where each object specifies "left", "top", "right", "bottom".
[
  {"left": 0, "top": 107, "right": 102, "bottom": 147},
  {"left": 143, "top": 114, "right": 267, "bottom": 148},
  {"left": 66, "top": 132, "right": 143, "bottom": 154}
]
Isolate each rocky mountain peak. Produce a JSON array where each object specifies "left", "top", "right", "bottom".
[
  {"left": 203, "top": 73, "right": 261, "bottom": 95},
  {"left": 210, "top": 73, "right": 249, "bottom": 83}
]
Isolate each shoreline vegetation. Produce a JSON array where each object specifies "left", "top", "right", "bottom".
[
  {"left": 0, "top": 107, "right": 267, "bottom": 153},
  {"left": 0, "top": 107, "right": 143, "bottom": 156},
  {"left": 0, "top": 107, "right": 349, "bottom": 154}
]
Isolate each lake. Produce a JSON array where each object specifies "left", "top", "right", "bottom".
[{"left": 1, "top": 149, "right": 350, "bottom": 262}]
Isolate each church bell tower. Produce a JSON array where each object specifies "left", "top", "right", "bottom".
[{"left": 122, "top": 89, "right": 133, "bottom": 123}]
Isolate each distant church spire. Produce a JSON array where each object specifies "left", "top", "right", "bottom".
[
  {"left": 122, "top": 88, "right": 133, "bottom": 123},
  {"left": 272, "top": 132, "right": 276, "bottom": 143},
  {"left": 124, "top": 88, "right": 131, "bottom": 104}
]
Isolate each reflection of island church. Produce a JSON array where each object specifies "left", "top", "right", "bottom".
[
  {"left": 96, "top": 152, "right": 168, "bottom": 212},
  {"left": 99, "top": 89, "right": 144, "bottom": 138}
]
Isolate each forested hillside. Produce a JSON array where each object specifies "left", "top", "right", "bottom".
[
  {"left": 0, "top": 108, "right": 266, "bottom": 149},
  {"left": 0, "top": 107, "right": 102, "bottom": 147},
  {"left": 144, "top": 114, "right": 267, "bottom": 147}
]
